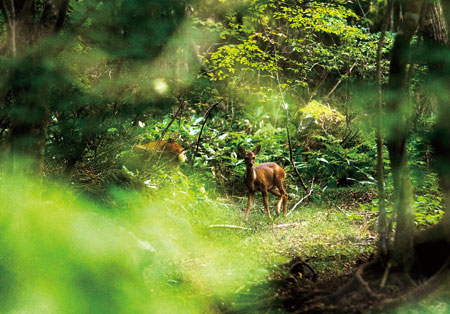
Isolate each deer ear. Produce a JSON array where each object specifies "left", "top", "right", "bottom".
[
  {"left": 253, "top": 144, "right": 261, "bottom": 155},
  {"left": 238, "top": 145, "right": 246, "bottom": 158}
]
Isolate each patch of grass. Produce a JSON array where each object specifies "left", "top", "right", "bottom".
[
  {"left": 183, "top": 192, "right": 376, "bottom": 282},
  {"left": 1, "top": 169, "right": 376, "bottom": 312}
]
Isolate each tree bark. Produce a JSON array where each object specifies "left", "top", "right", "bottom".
[{"left": 386, "top": 0, "right": 424, "bottom": 271}]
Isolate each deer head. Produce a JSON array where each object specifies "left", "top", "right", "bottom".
[{"left": 238, "top": 144, "right": 260, "bottom": 167}]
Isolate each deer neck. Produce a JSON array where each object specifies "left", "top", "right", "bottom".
[{"left": 245, "top": 165, "right": 257, "bottom": 184}]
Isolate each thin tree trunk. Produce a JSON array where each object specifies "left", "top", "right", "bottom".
[
  {"left": 386, "top": 0, "right": 424, "bottom": 271},
  {"left": 376, "top": 0, "right": 395, "bottom": 259}
]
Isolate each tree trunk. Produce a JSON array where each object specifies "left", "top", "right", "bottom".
[
  {"left": 376, "top": 0, "right": 395, "bottom": 259},
  {"left": 386, "top": 0, "right": 424, "bottom": 271},
  {"left": 0, "top": 0, "right": 69, "bottom": 177},
  {"left": 421, "top": 0, "right": 450, "bottom": 240}
]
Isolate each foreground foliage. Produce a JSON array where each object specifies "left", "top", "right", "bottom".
[{"left": 0, "top": 172, "right": 377, "bottom": 313}]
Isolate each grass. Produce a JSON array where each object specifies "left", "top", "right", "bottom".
[
  {"left": 195, "top": 195, "right": 376, "bottom": 278},
  {"left": 0, "top": 173, "right": 377, "bottom": 313}
]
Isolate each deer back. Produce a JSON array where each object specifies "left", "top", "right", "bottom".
[{"left": 245, "top": 162, "right": 285, "bottom": 191}]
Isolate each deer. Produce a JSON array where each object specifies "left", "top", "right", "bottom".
[
  {"left": 238, "top": 144, "right": 288, "bottom": 221},
  {"left": 125, "top": 139, "right": 186, "bottom": 176},
  {"left": 133, "top": 140, "right": 186, "bottom": 164}
]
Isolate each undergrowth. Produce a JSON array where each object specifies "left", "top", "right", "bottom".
[{"left": 0, "top": 170, "right": 377, "bottom": 313}]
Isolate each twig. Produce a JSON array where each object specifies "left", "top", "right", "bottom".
[
  {"left": 194, "top": 99, "right": 225, "bottom": 156},
  {"left": 340, "top": 130, "right": 359, "bottom": 147},
  {"left": 208, "top": 224, "right": 251, "bottom": 230},
  {"left": 287, "top": 178, "right": 314, "bottom": 216},
  {"left": 326, "top": 61, "right": 357, "bottom": 98}
]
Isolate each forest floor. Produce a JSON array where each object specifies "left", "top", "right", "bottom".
[
  {"left": 200, "top": 188, "right": 450, "bottom": 314},
  {"left": 79, "top": 180, "right": 448, "bottom": 313}
]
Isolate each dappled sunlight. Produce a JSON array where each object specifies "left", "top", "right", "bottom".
[{"left": 54, "top": 0, "right": 242, "bottom": 105}]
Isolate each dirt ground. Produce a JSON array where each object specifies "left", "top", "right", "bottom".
[
  {"left": 225, "top": 250, "right": 450, "bottom": 313},
  {"left": 267, "top": 252, "right": 449, "bottom": 313}
]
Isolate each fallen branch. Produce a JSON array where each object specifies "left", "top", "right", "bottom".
[
  {"left": 285, "top": 256, "right": 318, "bottom": 282},
  {"left": 273, "top": 222, "right": 303, "bottom": 229},
  {"left": 287, "top": 178, "right": 314, "bottom": 216},
  {"left": 208, "top": 224, "right": 251, "bottom": 230},
  {"left": 304, "top": 260, "right": 378, "bottom": 308}
]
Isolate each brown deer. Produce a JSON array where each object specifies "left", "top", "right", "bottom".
[
  {"left": 124, "top": 140, "right": 186, "bottom": 175},
  {"left": 133, "top": 140, "right": 186, "bottom": 164},
  {"left": 238, "top": 145, "right": 288, "bottom": 220}
]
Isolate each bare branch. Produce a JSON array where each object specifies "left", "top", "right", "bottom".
[
  {"left": 155, "top": 101, "right": 186, "bottom": 152},
  {"left": 287, "top": 179, "right": 314, "bottom": 215},
  {"left": 326, "top": 61, "right": 357, "bottom": 98},
  {"left": 194, "top": 98, "right": 225, "bottom": 156}
]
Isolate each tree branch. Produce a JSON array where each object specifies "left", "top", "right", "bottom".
[
  {"left": 326, "top": 61, "right": 357, "bottom": 98},
  {"left": 194, "top": 99, "right": 224, "bottom": 156}
]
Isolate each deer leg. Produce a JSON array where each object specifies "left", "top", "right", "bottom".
[
  {"left": 280, "top": 185, "right": 288, "bottom": 216},
  {"left": 273, "top": 180, "right": 288, "bottom": 216},
  {"left": 262, "top": 190, "right": 271, "bottom": 219},
  {"left": 276, "top": 196, "right": 284, "bottom": 215},
  {"left": 269, "top": 187, "right": 282, "bottom": 215},
  {"left": 244, "top": 192, "right": 255, "bottom": 221}
]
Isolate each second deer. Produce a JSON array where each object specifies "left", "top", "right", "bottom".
[{"left": 238, "top": 145, "right": 288, "bottom": 220}]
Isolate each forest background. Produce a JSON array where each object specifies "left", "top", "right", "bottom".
[{"left": 0, "top": 0, "right": 449, "bottom": 313}]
